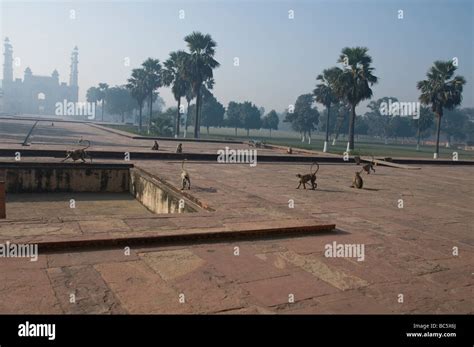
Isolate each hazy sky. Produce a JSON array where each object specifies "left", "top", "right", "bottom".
[{"left": 1, "top": 0, "right": 473, "bottom": 114}]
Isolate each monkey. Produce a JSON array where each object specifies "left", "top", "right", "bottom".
[
  {"left": 176, "top": 143, "right": 183, "bottom": 153},
  {"left": 248, "top": 140, "right": 255, "bottom": 147},
  {"left": 151, "top": 141, "right": 159, "bottom": 150},
  {"left": 351, "top": 171, "right": 363, "bottom": 189},
  {"left": 62, "top": 139, "right": 92, "bottom": 163},
  {"left": 354, "top": 155, "right": 361, "bottom": 165},
  {"left": 180, "top": 160, "right": 191, "bottom": 190},
  {"left": 51, "top": 122, "right": 54, "bottom": 127},
  {"left": 287, "top": 147, "right": 293, "bottom": 154},
  {"left": 362, "top": 156, "right": 376, "bottom": 175},
  {"left": 296, "top": 162, "right": 319, "bottom": 190}
]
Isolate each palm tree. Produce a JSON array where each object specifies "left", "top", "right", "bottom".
[
  {"left": 414, "top": 106, "right": 434, "bottom": 151},
  {"left": 163, "top": 51, "right": 188, "bottom": 138},
  {"left": 183, "top": 32, "right": 220, "bottom": 138},
  {"left": 417, "top": 60, "right": 466, "bottom": 159},
  {"left": 86, "top": 87, "right": 100, "bottom": 120},
  {"left": 126, "top": 68, "right": 147, "bottom": 132},
  {"left": 184, "top": 85, "right": 194, "bottom": 137},
  {"left": 98, "top": 83, "right": 109, "bottom": 121},
  {"left": 142, "top": 58, "right": 162, "bottom": 134},
  {"left": 313, "top": 67, "right": 341, "bottom": 152},
  {"left": 334, "top": 47, "right": 378, "bottom": 152}
]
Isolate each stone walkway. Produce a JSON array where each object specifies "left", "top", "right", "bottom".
[{"left": 0, "top": 119, "right": 473, "bottom": 314}]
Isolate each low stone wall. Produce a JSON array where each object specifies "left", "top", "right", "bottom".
[
  {"left": 129, "top": 168, "right": 197, "bottom": 214},
  {"left": 3, "top": 164, "right": 130, "bottom": 193}
]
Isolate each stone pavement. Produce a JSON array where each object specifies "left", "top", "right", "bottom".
[{"left": 0, "top": 119, "right": 473, "bottom": 314}]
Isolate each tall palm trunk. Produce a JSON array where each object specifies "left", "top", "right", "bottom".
[
  {"left": 185, "top": 100, "right": 190, "bottom": 133},
  {"left": 416, "top": 120, "right": 421, "bottom": 151},
  {"left": 348, "top": 104, "right": 356, "bottom": 151},
  {"left": 148, "top": 92, "right": 153, "bottom": 134},
  {"left": 194, "top": 86, "right": 201, "bottom": 138},
  {"left": 176, "top": 98, "right": 181, "bottom": 137},
  {"left": 434, "top": 111, "right": 442, "bottom": 159},
  {"left": 324, "top": 104, "right": 330, "bottom": 152},
  {"left": 138, "top": 103, "right": 143, "bottom": 133},
  {"left": 101, "top": 101, "right": 104, "bottom": 121}
]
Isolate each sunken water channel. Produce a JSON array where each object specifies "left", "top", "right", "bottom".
[{"left": 1, "top": 163, "right": 200, "bottom": 216}]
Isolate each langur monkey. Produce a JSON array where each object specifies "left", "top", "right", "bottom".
[
  {"left": 62, "top": 139, "right": 92, "bottom": 163},
  {"left": 176, "top": 143, "right": 183, "bottom": 153},
  {"left": 151, "top": 141, "right": 159, "bottom": 150},
  {"left": 296, "top": 162, "right": 319, "bottom": 190},
  {"left": 362, "top": 155, "right": 376, "bottom": 175},
  {"left": 180, "top": 159, "right": 191, "bottom": 190},
  {"left": 351, "top": 171, "right": 363, "bottom": 189},
  {"left": 287, "top": 147, "right": 293, "bottom": 154}
]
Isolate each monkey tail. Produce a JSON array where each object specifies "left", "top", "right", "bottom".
[
  {"left": 79, "top": 139, "right": 91, "bottom": 150},
  {"left": 311, "top": 162, "right": 320, "bottom": 175},
  {"left": 182, "top": 159, "right": 187, "bottom": 170}
]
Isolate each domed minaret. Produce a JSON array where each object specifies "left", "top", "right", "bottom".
[
  {"left": 3, "top": 37, "right": 13, "bottom": 84},
  {"left": 69, "top": 46, "right": 79, "bottom": 102},
  {"left": 52, "top": 69, "right": 59, "bottom": 83}
]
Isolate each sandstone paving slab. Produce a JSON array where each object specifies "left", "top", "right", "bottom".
[
  {"left": 167, "top": 264, "right": 249, "bottom": 313},
  {"left": 278, "top": 251, "right": 369, "bottom": 291},
  {"left": 193, "top": 244, "right": 293, "bottom": 284},
  {"left": 138, "top": 249, "right": 206, "bottom": 281},
  {"left": 79, "top": 219, "right": 132, "bottom": 234},
  {"left": 310, "top": 290, "right": 389, "bottom": 314},
  {"left": 47, "top": 265, "right": 126, "bottom": 314},
  {"left": 94, "top": 261, "right": 193, "bottom": 313},
  {"left": 46, "top": 248, "right": 138, "bottom": 268},
  {"left": 241, "top": 270, "right": 339, "bottom": 307},
  {"left": 0, "top": 267, "right": 61, "bottom": 314}
]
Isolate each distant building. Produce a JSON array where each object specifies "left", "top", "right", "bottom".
[{"left": 0, "top": 37, "right": 78, "bottom": 115}]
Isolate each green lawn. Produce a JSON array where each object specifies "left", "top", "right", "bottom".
[{"left": 103, "top": 124, "right": 474, "bottom": 160}]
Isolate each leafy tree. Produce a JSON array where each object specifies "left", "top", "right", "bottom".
[
  {"left": 442, "top": 108, "right": 469, "bottom": 146},
  {"left": 365, "top": 97, "right": 398, "bottom": 143},
  {"left": 262, "top": 110, "right": 279, "bottom": 137},
  {"left": 226, "top": 101, "right": 242, "bottom": 136},
  {"left": 332, "top": 102, "right": 350, "bottom": 144},
  {"left": 86, "top": 87, "right": 100, "bottom": 121},
  {"left": 151, "top": 107, "right": 175, "bottom": 137},
  {"left": 417, "top": 60, "right": 466, "bottom": 158},
  {"left": 240, "top": 101, "right": 261, "bottom": 137},
  {"left": 285, "top": 94, "right": 319, "bottom": 143},
  {"left": 105, "top": 86, "right": 136, "bottom": 123},
  {"left": 412, "top": 106, "right": 434, "bottom": 150},
  {"left": 200, "top": 89, "right": 225, "bottom": 135},
  {"left": 98, "top": 83, "right": 109, "bottom": 121}
]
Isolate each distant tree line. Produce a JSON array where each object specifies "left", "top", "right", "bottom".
[{"left": 86, "top": 39, "right": 469, "bottom": 157}]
